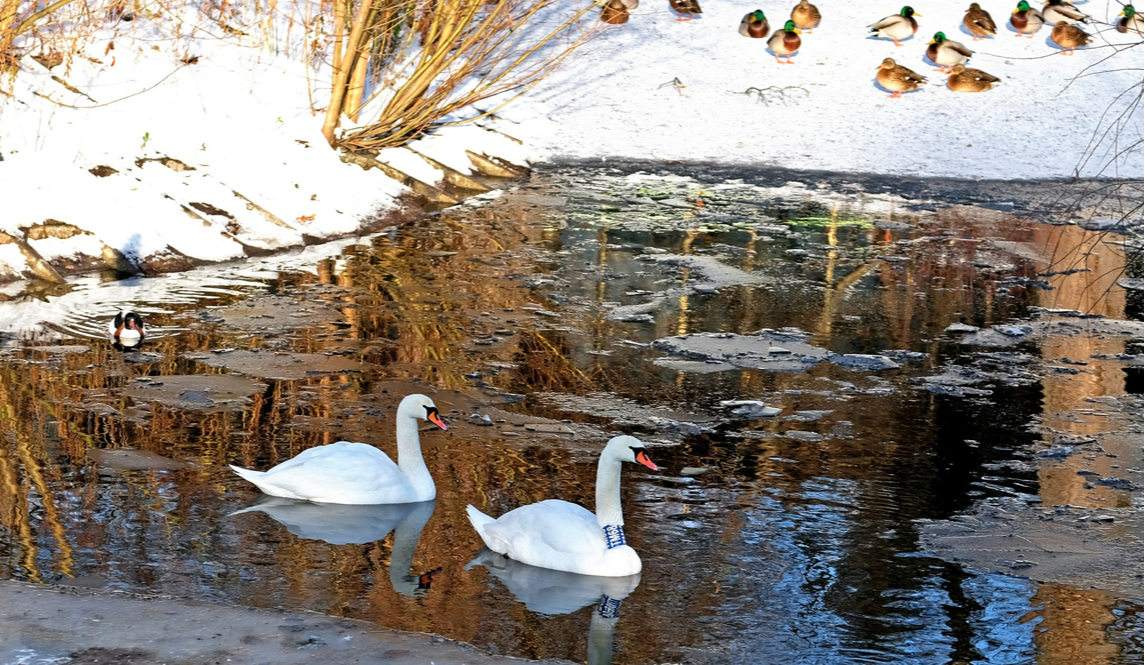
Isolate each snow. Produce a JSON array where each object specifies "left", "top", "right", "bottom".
[
  {"left": 0, "top": 0, "right": 1140, "bottom": 287},
  {"left": 505, "top": 0, "right": 1144, "bottom": 180}
]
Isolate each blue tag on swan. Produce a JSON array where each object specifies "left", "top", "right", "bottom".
[
  {"left": 602, "top": 524, "right": 626, "bottom": 549},
  {"left": 597, "top": 595, "right": 623, "bottom": 619}
]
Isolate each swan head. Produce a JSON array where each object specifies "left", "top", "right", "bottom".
[
  {"left": 604, "top": 435, "right": 658, "bottom": 470},
  {"left": 398, "top": 393, "right": 448, "bottom": 431}
]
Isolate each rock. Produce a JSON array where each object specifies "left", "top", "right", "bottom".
[
  {"left": 680, "top": 467, "right": 710, "bottom": 476},
  {"left": 829, "top": 354, "right": 900, "bottom": 371},
  {"left": 88, "top": 448, "right": 187, "bottom": 471},
  {"left": 995, "top": 325, "right": 1032, "bottom": 337},
  {"left": 719, "top": 400, "right": 782, "bottom": 418},
  {"left": 945, "top": 323, "right": 980, "bottom": 333},
  {"left": 873, "top": 220, "right": 915, "bottom": 231}
]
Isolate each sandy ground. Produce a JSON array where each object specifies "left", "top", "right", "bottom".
[{"left": 0, "top": 581, "right": 571, "bottom": 665}]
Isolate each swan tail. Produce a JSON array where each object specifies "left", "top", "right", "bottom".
[
  {"left": 230, "top": 465, "right": 303, "bottom": 499},
  {"left": 466, "top": 505, "right": 507, "bottom": 553}
]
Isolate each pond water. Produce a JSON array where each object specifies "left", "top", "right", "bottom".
[{"left": 0, "top": 164, "right": 1142, "bottom": 664}]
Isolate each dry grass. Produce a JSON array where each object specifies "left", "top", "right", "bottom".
[{"left": 324, "top": 0, "right": 600, "bottom": 150}]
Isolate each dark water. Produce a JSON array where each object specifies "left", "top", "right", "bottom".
[{"left": 0, "top": 165, "right": 1141, "bottom": 664}]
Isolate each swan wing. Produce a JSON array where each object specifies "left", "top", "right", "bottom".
[
  {"left": 257, "top": 441, "right": 411, "bottom": 503},
  {"left": 486, "top": 500, "right": 606, "bottom": 562}
]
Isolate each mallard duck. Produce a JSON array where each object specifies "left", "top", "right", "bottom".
[
  {"left": 466, "top": 436, "right": 658, "bottom": 577},
  {"left": 1010, "top": 0, "right": 1044, "bottom": 38},
  {"left": 870, "top": 6, "right": 920, "bottom": 47},
  {"left": 1042, "top": 0, "right": 1089, "bottom": 25},
  {"left": 791, "top": 0, "right": 821, "bottom": 33},
  {"left": 600, "top": 0, "right": 630, "bottom": 24},
  {"left": 231, "top": 394, "right": 449, "bottom": 504},
  {"left": 1117, "top": 4, "right": 1144, "bottom": 34},
  {"left": 670, "top": 0, "right": 701, "bottom": 20},
  {"left": 963, "top": 3, "right": 997, "bottom": 40},
  {"left": 947, "top": 64, "right": 1001, "bottom": 92},
  {"left": 927, "top": 32, "right": 973, "bottom": 73},
  {"left": 739, "top": 10, "right": 770, "bottom": 38},
  {"left": 1051, "top": 21, "right": 1091, "bottom": 54},
  {"left": 768, "top": 19, "right": 802, "bottom": 63},
  {"left": 108, "top": 310, "right": 145, "bottom": 348},
  {"left": 876, "top": 57, "right": 927, "bottom": 97}
]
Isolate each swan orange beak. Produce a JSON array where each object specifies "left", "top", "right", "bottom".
[
  {"left": 635, "top": 450, "right": 658, "bottom": 471},
  {"left": 427, "top": 410, "right": 448, "bottom": 431}
]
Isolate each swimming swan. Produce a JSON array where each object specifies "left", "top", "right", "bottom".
[
  {"left": 230, "top": 393, "right": 448, "bottom": 504},
  {"left": 467, "top": 435, "right": 658, "bottom": 577}
]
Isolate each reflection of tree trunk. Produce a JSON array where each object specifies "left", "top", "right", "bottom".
[{"left": 1032, "top": 584, "right": 1121, "bottom": 665}]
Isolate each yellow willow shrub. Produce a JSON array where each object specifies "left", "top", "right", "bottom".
[{"left": 323, "top": 0, "right": 599, "bottom": 150}]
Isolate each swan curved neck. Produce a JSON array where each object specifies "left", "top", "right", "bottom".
[
  {"left": 396, "top": 414, "right": 434, "bottom": 498},
  {"left": 595, "top": 454, "right": 624, "bottom": 528}
]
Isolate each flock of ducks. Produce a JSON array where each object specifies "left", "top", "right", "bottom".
[
  {"left": 597, "top": 0, "right": 1144, "bottom": 97},
  {"left": 111, "top": 310, "right": 658, "bottom": 577}
]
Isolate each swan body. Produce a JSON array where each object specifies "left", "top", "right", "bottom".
[
  {"left": 467, "top": 435, "right": 658, "bottom": 577},
  {"left": 230, "top": 394, "right": 447, "bottom": 504}
]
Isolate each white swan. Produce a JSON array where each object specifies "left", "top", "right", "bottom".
[
  {"left": 466, "top": 435, "right": 658, "bottom": 577},
  {"left": 230, "top": 393, "right": 448, "bottom": 504}
]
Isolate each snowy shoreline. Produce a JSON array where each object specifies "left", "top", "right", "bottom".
[{"left": 0, "top": 0, "right": 1141, "bottom": 284}]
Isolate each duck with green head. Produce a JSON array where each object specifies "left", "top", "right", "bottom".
[
  {"left": 1118, "top": 5, "right": 1144, "bottom": 34},
  {"left": 739, "top": 10, "right": 769, "bottom": 38},
  {"left": 768, "top": 20, "right": 802, "bottom": 63},
  {"left": 1042, "top": 0, "right": 1090, "bottom": 25},
  {"left": 1010, "top": 0, "right": 1044, "bottom": 37},
  {"left": 869, "top": 6, "right": 920, "bottom": 46},
  {"left": 927, "top": 32, "right": 973, "bottom": 73}
]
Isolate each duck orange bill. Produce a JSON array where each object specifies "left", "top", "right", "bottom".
[
  {"left": 636, "top": 450, "right": 659, "bottom": 471},
  {"left": 428, "top": 410, "right": 449, "bottom": 431}
]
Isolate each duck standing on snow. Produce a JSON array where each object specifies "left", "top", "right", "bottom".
[
  {"left": 1118, "top": 5, "right": 1144, "bottom": 33},
  {"left": 947, "top": 64, "right": 1001, "bottom": 92},
  {"left": 963, "top": 3, "right": 997, "bottom": 40},
  {"left": 739, "top": 10, "right": 769, "bottom": 38},
  {"left": 1042, "top": 0, "right": 1089, "bottom": 25},
  {"left": 108, "top": 310, "right": 145, "bottom": 348},
  {"left": 791, "top": 0, "right": 821, "bottom": 33},
  {"left": 600, "top": 0, "right": 637, "bottom": 24},
  {"left": 768, "top": 20, "right": 802, "bottom": 64},
  {"left": 1010, "top": 1, "right": 1044, "bottom": 38},
  {"left": 870, "top": 6, "right": 920, "bottom": 47},
  {"left": 466, "top": 435, "right": 659, "bottom": 577},
  {"left": 927, "top": 32, "right": 973, "bottom": 73},
  {"left": 876, "top": 57, "right": 927, "bottom": 97},
  {"left": 230, "top": 393, "right": 448, "bottom": 504},
  {"left": 1050, "top": 20, "right": 1091, "bottom": 54},
  {"left": 669, "top": 0, "right": 701, "bottom": 21}
]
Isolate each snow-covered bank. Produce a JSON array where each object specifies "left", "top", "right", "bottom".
[
  {"left": 0, "top": 16, "right": 531, "bottom": 282},
  {"left": 504, "top": 0, "right": 1144, "bottom": 180}
]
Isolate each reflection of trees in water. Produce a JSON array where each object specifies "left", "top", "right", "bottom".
[{"left": 0, "top": 186, "right": 1137, "bottom": 664}]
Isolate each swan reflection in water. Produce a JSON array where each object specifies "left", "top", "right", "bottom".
[
  {"left": 467, "top": 548, "right": 641, "bottom": 665},
  {"left": 231, "top": 499, "right": 440, "bottom": 596}
]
